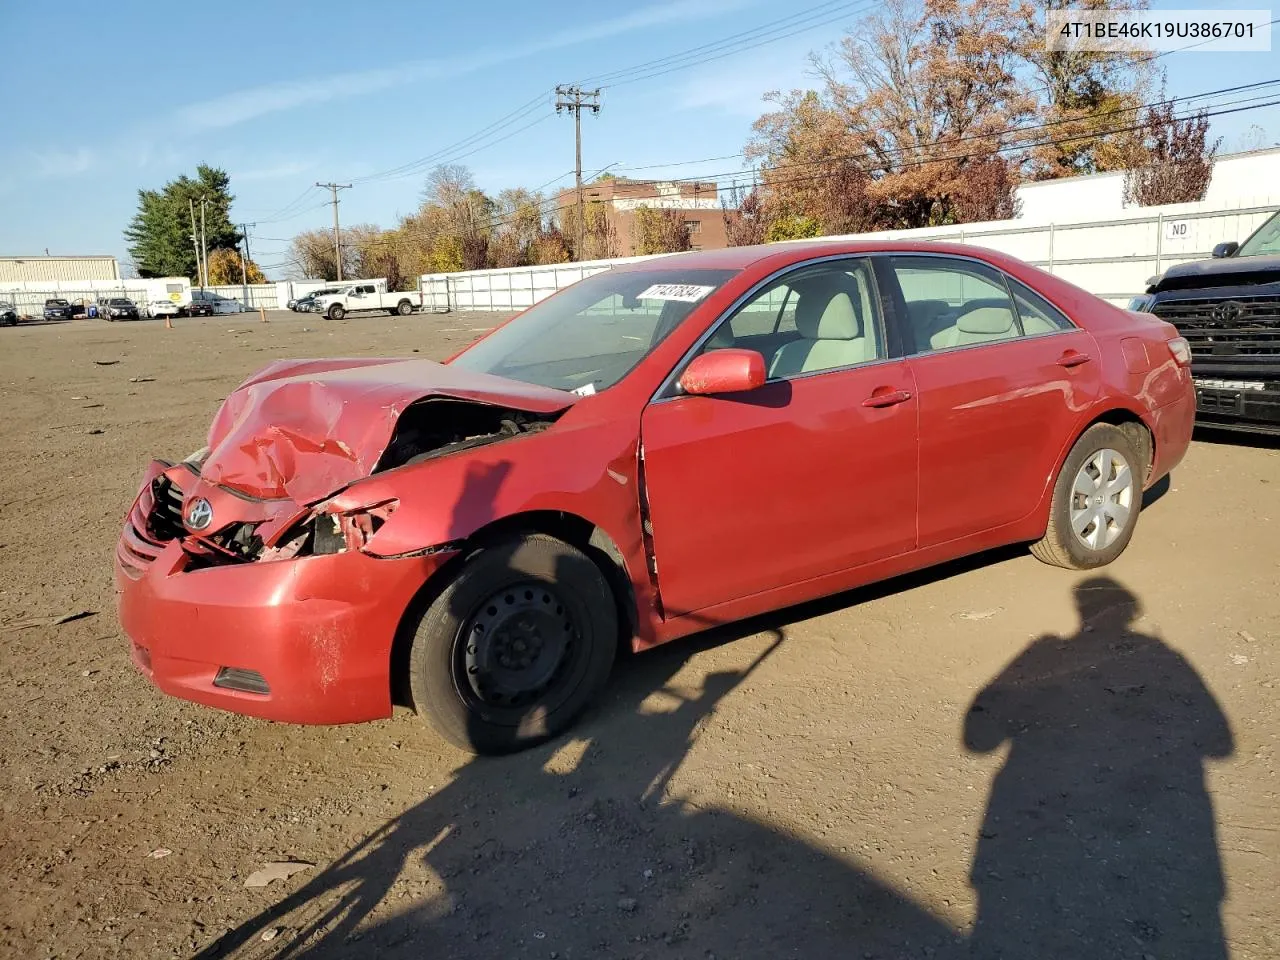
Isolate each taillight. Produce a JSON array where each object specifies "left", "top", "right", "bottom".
[{"left": 1167, "top": 337, "right": 1192, "bottom": 367}]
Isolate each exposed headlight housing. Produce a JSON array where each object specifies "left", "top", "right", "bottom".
[{"left": 303, "top": 498, "right": 400, "bottom": 556}]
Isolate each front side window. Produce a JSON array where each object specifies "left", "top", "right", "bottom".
[
  {"left": 1237, "top": 210, "right": 1280, "bottom": 257},
  {"left": 888, "top": 256, "right": 1023, "bottom": 354},
  {"left": 450, "top": 267, "right": 738, "bottom": 393},
  {"left": 699, "top": 258, "right": 884, "bottom": 379}
]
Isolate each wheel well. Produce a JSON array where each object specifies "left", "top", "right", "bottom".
[
  {"left": 1086, "top": 409, "right": 1154, "bottom": 482},
  {"left": 387, "top": 510, "right": 639, "bottom": 709}
]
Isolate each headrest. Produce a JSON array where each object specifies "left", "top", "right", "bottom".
[
  {"left": 957, "top": 306, "right": 1015, "bottom": 336},
  {"left": 794, "top": 282, "right": 861, "bottom": 340}
]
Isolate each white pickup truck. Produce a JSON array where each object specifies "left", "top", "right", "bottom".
[{"left": 312, "top": 281, "right": 423, "bottom": 320}]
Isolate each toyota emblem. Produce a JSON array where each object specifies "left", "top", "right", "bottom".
[
  {"left": 185, "top": 497, "right": 214, "bottom": 531},
  {"left": 1211, "top": 300, "right": 1243, "bottom": 324}
]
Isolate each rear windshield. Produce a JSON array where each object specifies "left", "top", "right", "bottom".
[
  {"left": 109, "top": 298, "right": 131, "bottom": 305},
  {"left": 47, "top": 299, "right": 69, "bottom": 305},
  {"left": 450, "top": 267, "right": 739, "bottom": 393}
]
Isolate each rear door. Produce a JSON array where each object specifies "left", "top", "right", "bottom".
[{"left": 880, "top": 254, "right": 1102, "bottom": 547}]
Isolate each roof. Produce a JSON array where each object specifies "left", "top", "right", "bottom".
[{"left": 609, "top": 238, "right": 1017, "bottom": 273}]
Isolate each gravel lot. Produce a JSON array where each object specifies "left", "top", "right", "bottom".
[{"left": 1, "top": 310, "right": 1277, "bottom": 959}]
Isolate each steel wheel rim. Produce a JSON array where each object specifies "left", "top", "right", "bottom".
[
  {"left": 1069, "top": 447, "right": 1134, "bottom": 551},
  {"left": 459, "top": 581, "right": 578, "bottom": 709}
]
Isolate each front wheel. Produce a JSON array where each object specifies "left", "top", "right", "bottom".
[
  {"left": 407, "top": 534, "right": 617, "bottom": 754},
  {"left": 327, "top": 304, "right": 345, "bottom": 320},
  {"left": 1031, "top": 423, "right": 1144, "bottom": 570}
]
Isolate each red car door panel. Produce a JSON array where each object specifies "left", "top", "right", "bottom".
[
  {"left": 910, "top": 329, "right": 1101, "bottom": 546},
  {"left": 639, "top": 361, "right": 919, "bottom": 617}
]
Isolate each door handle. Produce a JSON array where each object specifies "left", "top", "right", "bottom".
[
  {"left": 862, "top": 388, "right": 913, "bottom": 408},
  {"left": 1056, "top": 350, "right": 1092, "bottom": 368}
]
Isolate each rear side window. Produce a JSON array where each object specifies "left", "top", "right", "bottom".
[
  {"left": 888, "top": 256, "right": 1022, "bottom": 354},
  {"left": 1007, "top": 277, "right": 1075, "bottom": 334}
]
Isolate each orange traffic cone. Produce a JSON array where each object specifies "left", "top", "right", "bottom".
[{"left": 165, "top": 314, "right": 173, "bottom": 330}]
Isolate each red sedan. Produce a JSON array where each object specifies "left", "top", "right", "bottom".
[{"left": 114, "top": 241, "right": 1194, "bottom": 753}]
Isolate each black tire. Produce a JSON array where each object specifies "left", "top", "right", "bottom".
[
  {"left": 1031, "top": 423, "right": 1144, "bottom": 570},
  {"left": 408, "top": 533, "right": 617, "bottom": 754},
  {"left": 396, "top": 299, "right": 413, "bottom": 316},
  {"left": 327, "top": 303, "right": 345, "bottom": 320}
]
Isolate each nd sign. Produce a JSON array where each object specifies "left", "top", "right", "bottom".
[{"left": 1164, "top": 219, "right": 1190, "bottom": 242}]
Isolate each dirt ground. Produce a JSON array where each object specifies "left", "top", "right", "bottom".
[{"left": 1, "top": 310, "right": 1276, "bottom": 960}]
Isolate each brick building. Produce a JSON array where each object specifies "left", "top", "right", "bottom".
[{"left": 557, "top": 178, "right": 728, "bottom": 256}]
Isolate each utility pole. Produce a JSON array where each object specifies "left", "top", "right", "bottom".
[
  {"left": 199, "top": 199, "right": 208, "bottom": 291},
  {"left": 555, "top": 85, "right": 600, "bottom": 260},
  {"left": 316, "top": 182, "right": 351, "bottom": 281},
  {"left": 188, "top": 198, "right": 203, "bottom": 289},
  {"left": 239, "top": 223, "right": 255, "bottom": 305}
]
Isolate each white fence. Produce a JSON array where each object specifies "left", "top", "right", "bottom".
[{"left": 419, "top": 199, "right": 1277, "bottom": 311}]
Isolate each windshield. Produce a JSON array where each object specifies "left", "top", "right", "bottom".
[
  {"left": 1237, "top": 210, "right": 1280, "bottom": 257},
  {"left": 449, "top": 267, "right": 739, "bottom": 393},
  {"left": 109, "top": 298, "right": 131, "bottom": 305},
  {"left": 48, "top": 299, "right": 69, "bottom": 306}
]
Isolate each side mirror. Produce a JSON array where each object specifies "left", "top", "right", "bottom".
[
  {"left": 1212, "top": 241, "right": 1239, "bottom": 258},
  {"left": 678, "top": 348, "right": 767, "bottom": 396}
]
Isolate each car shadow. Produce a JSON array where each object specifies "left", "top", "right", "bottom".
[{"left": 1193, "top": 425, "right": 1280, "bottom": 450}]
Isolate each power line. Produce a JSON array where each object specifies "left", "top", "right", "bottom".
[{"left": 339, "top": 87, "right": 1280, "bottom": 249}]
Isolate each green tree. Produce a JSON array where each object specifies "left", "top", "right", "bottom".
[
  {"left": 124, "top": 165, "right": 242, "bottom": 279},
  {"left": 632, "top": 206, "right": 693, "bottom": 255}
]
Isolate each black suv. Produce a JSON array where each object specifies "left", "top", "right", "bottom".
[
  {"left": 1, "top": 301, "right": 17, "bottom": 327},
  {"left": 1131, "top": 208, "right": 1280, "bottom": 436}
]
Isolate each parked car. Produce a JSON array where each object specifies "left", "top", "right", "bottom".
[
  {"left": 100, "top": 297, "right": 140, "bottom": 321},
  {"left": 292, "top": 287, "right": 341, "bottom": 312},
  {"left": 1, "top": 301, "right": 17, "bottom": 326},
  {"left": 146, "top": 300, "right": 180, "bottom": 320},
  {"left": 183, "top": 299, "right": 216, "bottom": 317},
  {"left": 43, "top": 298, "right": 73, "bottom": 321},
  {"left": 115, "top": 240, "right": 1194, "bottom": 754},
  {"left": 312, "top": 281, "right": 422, "bottom": 320},
  {"left": 1129, "top": 206, "right": 1280, "bottom": 436}
]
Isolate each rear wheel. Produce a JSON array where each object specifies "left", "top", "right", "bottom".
[
  {"left": 407, "top": 534, "right": 617, "bottom": 754},
  {"left": 396, "top": 299, "right": 413, "bottom": 316},
  {"left": 1031, "top": 423, "right": 1143, "bottom": 570}
]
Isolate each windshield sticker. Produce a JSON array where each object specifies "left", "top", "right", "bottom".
[
  {"left": 636, "top": 283, "right": 715, "bottom": 303},
  {"left": 571, "top": 382, "right": 597, "bottom": 397}
]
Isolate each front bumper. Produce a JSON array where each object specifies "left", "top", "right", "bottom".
[
  {"left": 1191, "top": 374, "right": 1280, "bottom": 435},
  {"left": 114, "top": 466, "right": 455, "bottom": 725}
]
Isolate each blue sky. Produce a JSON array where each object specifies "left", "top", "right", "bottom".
[{"left": 1, "top": 0, "right": 1276, "bottom": 276}]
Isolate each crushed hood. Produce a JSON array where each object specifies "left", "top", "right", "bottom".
[
  {"left": 1150, "top": 253, "right": 1280, "bottom": 293},
  {"left": 200, "top": 357, "right": 576, "bottom": 503}
]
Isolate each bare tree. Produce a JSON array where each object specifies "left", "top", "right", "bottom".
[
  {"left": 1123, "top": 97, "right": 1220, "bottom": 206},
  {"left": 722, "top": 188, "right": 769, "bottom": 246}
]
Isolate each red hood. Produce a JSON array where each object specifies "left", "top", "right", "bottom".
[{"left": 200, "top": 357, "right": 576, "bottom": 502}]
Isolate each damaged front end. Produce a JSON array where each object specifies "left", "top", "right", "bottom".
[{"left": 118, "top": 395, "right": 565, "bottom": 578}]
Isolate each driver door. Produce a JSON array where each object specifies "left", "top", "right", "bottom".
[{"left": 639, "top": 257, "right": 919, "bottom": 617}]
